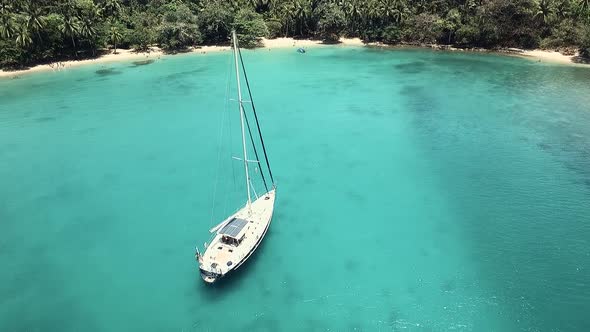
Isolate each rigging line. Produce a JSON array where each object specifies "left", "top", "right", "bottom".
[
  {"left": 250, "top": 178, "right": 259, "bottom": 200},
  {"left": 222, "top": 50, "right": 235, "bottom": 222},
  {"left": 243, "top": 108, "right": 268, "bottom": 192},
  {"left": 237, "top": 47, "right": 275, "bottom": 185},
  {"left": 228, "top": 59, "right": 238, "bottom": 217},
  {"left": 210, "top": 48, "right": 234, "bottom": 227}
]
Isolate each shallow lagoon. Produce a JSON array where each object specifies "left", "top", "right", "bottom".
[{"left": 1, "top": 47, "right": 590, "bottom": 331}]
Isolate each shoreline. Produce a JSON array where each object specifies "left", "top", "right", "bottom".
[
  {"left": 0, "top": 38, "right": 361, "bottom": 79},
  {"left": 0, "top": 46, "right": 228, "bottom": 79},
  {"left": 0, "top": 37, "right": 586, "bottom": 79},
  {"left": 367, "top": 42, "right": 589, "bottom": 66}
]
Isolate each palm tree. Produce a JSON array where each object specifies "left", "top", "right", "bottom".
[
  {"left": 342, "top": 0, "right": 363, "bottom": 33},
  {"left": 0, "top": 1, "right": 16, "bottom": 38},
  {"left": 413, "top": 0, "right": 428, "bottom": 14},
  {"left": 577, "top": 0, "right": 590, "bottom": 11},
  {"left": 293, "top": 0, "right": 311, "bottom": 36},
  {"left": 391, "top": 0, "right": 409, "bottom": 24},
  {"left": 535, "top": 0, "right": 557, "bottom": 26},
  {"left": 576, "top": 0, "right": 590, "bottom": 19},
  {"left": 176, "top": 24, "right": 191, "bottom": 46},
  {"left": 272, "top": 1, "right": 294, "bottom": 36},
  {"left": 61, "top": 15, "right": 80, "bottom": 55},
  {"left": 15, "top": 23, "right": 32, "bottom": 48},
  {"left": 58, "top": 0, "right": 77, "bottom": 20},
  {"left": 24, "top": 4, "right": 46, "bottom": 41},
  {"left": 102, "top": 0, "right": 122, "bottom": 19},
  {"left": 110, "top": 26, "right": 123, "bottom": 53},
  {"left": 443, "top": 8, "right": 461, "bottom": 44},
  {"left": 0, "top": 12, "right": 15, "bottom": 39},
  {"left": 554, "top": 0, "right": 573, "bottom": 19},
  {"left": 378, "top": 0, "right": 395, "bottom": 24},
  {"left": 248, "top": 0, "right": 275, "bottom": 12},
  {"left": 79, "top": 19, "right": 96, "bottom": 40},
  {"left": 467, "top": 0, "right": 478, "bottom": 12},
  {"left": 79, "top": 18, "right": 97, "bottom": 55},
  {"left": 79, "top": 2, "right": 99, "bottom": 38}
]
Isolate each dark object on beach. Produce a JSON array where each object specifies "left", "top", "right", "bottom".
[
  {"left": 297, "top": 48, "right": 306, "bottom": 53},
  {"left": 131, "top": 59, "right": 155, "bottom": 67}
]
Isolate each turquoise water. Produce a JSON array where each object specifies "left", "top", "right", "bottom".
[{"left": 1, "top": 47, "right": 590, "bottom": 331}]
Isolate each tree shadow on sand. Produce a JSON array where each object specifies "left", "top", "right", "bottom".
[{"left": 572, "top": 55, "right": 590, "bottom": 64}]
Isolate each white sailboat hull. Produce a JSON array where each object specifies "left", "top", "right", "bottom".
[{"left": 197, "top": 189, "right": 276, "bottom": 283}]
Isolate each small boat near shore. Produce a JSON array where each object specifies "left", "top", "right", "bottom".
[{"left": 195, "top": 30, "right": 277, "bottom": 284}]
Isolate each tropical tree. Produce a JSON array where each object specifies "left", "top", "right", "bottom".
[
  {"left": 61, "top": 15, "right": 80, "bottom": 54},
  {"left": 233, "top": 8, "right": 268, "bottom": 47},
  {"left": 580, "top": 24, "right": 590, "bottom": 56},
  {"left": 198, "top": 0, "right": 233, "bottom": 44},
  {"left": 0, "top": 8, "right": 15, "bottom": 39},
  {"left": 271, "top": 1, "right": 295, "bottom": 37},
  {"left": 382, "top": 24, "right": 402, "bottom": 43},
  {"left": 378, "top": 0, "right": 408, "bottom": 25},
  {"left": 535, "top": 0, "right": 557, "bottom": 27},
  {"left": 317, "top": 1, "right": 346, "bottom": 42},
  {"left": 129, "top": 12, "right": 156, "bottom": 51},
  {"left": 442, "top": 8, "right": 462, "bottom": 44},
  {"left": 156, "top": 2, "right": 202, "bottom": 51},
  {"left": 2, "top": 0, "right": 590, "bottom": 71},
  {"left": 554, "top": 0, "right": 574, "bottom": 19},
  {"left": 15, "top": 23, "right": 32, "bottom": 48},
  {"left": 79, "top": 18, "right": 97, "bottom": 40},
  {"left": 342, "top": 0, "right": 363, "bottom": 34},
  {"left": 260, "top": 0, "right": 277, "bottom": 11},
  {"left": 227, "top": 0, "right": 267, "bottom": 11},
  {"left": 79, "top": 18, "right": 98, "bottom": 54},
  {"left": 23, "top": 3, "right": 45, "bottom": 40},
  {"left": 576, "top": 0, "right": 590, "bottom": 14},
  {"left": 292, "top": 0, "right": 311, "bottom": 36},
  {"left": 76, "top": 1, "right": 102, "bottom": 55},
  {"left": 109, "top": 25, "right": 122, "bottom": 53},
  {"left": 102, "top": 0, "right": 122, "bottom": 20}
]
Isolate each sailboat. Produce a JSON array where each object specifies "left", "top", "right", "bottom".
[{"left": 195, "top": 30, "right": 276, "bottom": 284}]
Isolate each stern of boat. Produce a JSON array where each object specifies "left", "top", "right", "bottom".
[
  {"left": 197, "top": 249, "right": 221, "bottom": 283},
  {"left": 199, "top": 268, "right": 220, "bottom": 283}
]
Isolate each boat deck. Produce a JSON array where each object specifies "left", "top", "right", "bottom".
[{"left": 200, "top": 189, "right": 275, "bottom": 277}]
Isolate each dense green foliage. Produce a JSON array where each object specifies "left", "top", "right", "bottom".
[{"left": 1, "top": 0, "right": 590, "bottom": 69}]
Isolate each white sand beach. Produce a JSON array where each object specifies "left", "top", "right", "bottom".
[
  {"left": 0, "top": 37, "right": 372, "bottom": 78},
  {"left": 520, "top": 49, "right": 577, "bottom": 64},
  {"left": 0, "top": 45, "right": 229, "bottom": 79},
  {"left": 0, "top": 37, "right": 585, "bottom": 79}
]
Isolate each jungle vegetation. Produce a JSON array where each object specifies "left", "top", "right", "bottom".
[{"left": 1, "top": 0, "right": 589, "bottom": 69}]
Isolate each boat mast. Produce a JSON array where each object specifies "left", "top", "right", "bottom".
[{"left": 232, "top": 30, "right": 252, "bottom": 209}]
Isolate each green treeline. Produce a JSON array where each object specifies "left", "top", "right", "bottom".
[{"left": 1, "top": 0, "right": 590, "bottom": 70}]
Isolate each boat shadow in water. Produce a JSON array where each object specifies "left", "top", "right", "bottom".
[{"left": 95, "top": 68, "right": 122, "bottom": 76}]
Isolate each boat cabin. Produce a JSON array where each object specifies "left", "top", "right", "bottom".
[{"left": 219, "top": 218, "right": 249, "bottom": 247}]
